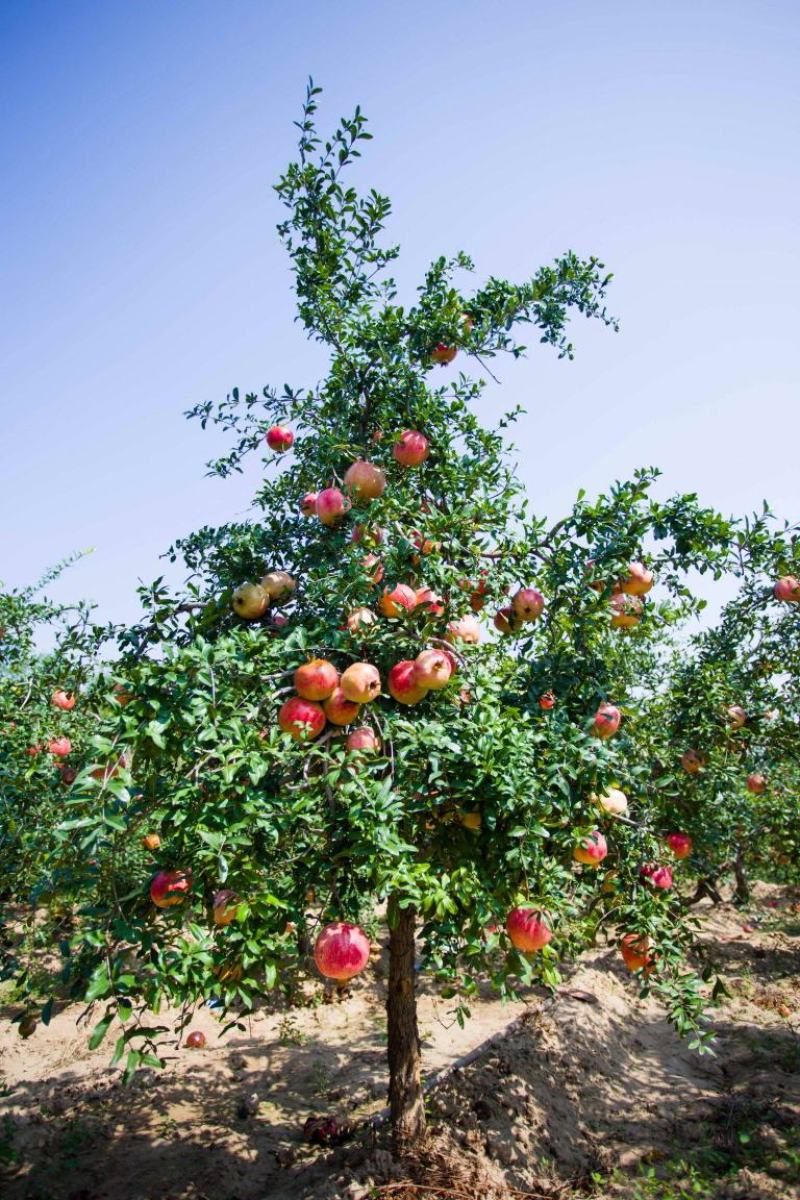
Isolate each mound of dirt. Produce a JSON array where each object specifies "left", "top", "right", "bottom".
[{"left": 1, "top": 884, "right": 798, "bottom": 1200}]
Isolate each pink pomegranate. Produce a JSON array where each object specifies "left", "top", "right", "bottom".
[
  {"left": 313, "top": 922, "right": 371, "bottom": 981},
  {"left": 505, "top": 907, "right": 553, "bottom": 953}
]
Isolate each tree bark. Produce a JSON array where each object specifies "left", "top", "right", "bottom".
[
  {"left": 386, "top": 895, "right": 425, "bottom": 1155},
  {"left": 685, "top": 875, "right": 724, "bottom": 907}
]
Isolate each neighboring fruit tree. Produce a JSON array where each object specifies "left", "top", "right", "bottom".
[
  {"left": 2, "top": 86, "right": 798, "bottom": 1155},
  {"left": 0, "top": 555, "right": 109, "bottom": 1035}
]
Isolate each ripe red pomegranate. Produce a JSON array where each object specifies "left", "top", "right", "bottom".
[
  {"left": 666, "top": 833, "right": 692, "bottom": 859},
  {"left": 591, "top": 702, "right": 621, "bottom": 739},
  {"left": 343, "top": 460, "right": 386, "bottom": 501},
  {"left": 300, "top": 492, "right": 318, "bottom": 517},
  {"left": 446, "top": 614, "right": 481, "bottom": 645},
  {"left": 314, "top": 922, "right": 370, "bottom": 981},
  {"left": 346, "top": 607, "right": 377, "bottom": 634},
  {"left": 610, "top": 593, "right": 644, "bottom": 628},
  {"left": 773, "top": 576, "right": 800, "bottom": 603},
  {"left": 48, "top": 737, "right": 72, "bottom": 758},
  {"left": 440, "top": 648, "right": 459, "bottom": 677},
  {"left": 379, "top": 584, "right": 417, "bottom": 617},
  {"left": 150, "top": 870, "right": 191, "bottom": 908},
  {"left": 641, "top": 863, "right": 673, "bottom": 890},
  {"left": 726, "top": 705, "right": 746, "bottom": 729},
  {"left": 511, "top": 587, "right": 544, "bottom": 622},
  {"left": 493, "top": 606, "right": 517, "bottom": 635},
  {"left": 573, "top": 830, "right": 608, "bottom": 866},
  {"left": 539, "top": 691, "right": 556, "bottom": 710},
  {"left": 323, "top": 688, "right": 361, "bottom": 726},
  {"left": 505, "top": 907, "right": 552, "bottom": 953},
  {"left": 346, "top": 727, "right": 381, "bottom": 753},
  {"left": 266, "top": 425, "right": 294, "bottom": 452},
  {"left": 294, "top": 659, "right": 339, "bottom": 701},
  {"left": 415, "top": 586, "right": 445, "bottom": 617},
  {"left": 393, "top": 430, "right": 430, "bottom": 467},
  {"left": 340, "top": 662, "right": 381, "bottom": 703},
  {"left": 619, "top": 562, "right": 654, "bottom": 596},
  {"left": 362, "top": 554, "right": 384, "bottom": 584},
  {"left": 746, "top": 772, "right": 767, "bottom": 794},
  {"left": 415, "top": 649, "right": 453, "bottom": 690},
  {"left": 430, "top": 343, "right": 457, "bottom": 365},
  {"left": 51, "top": 690, "right": 76, "bottom": 711},
  {"left": 186, "top": 1030, "right": 206, "bottom": 1049},
  {"left": 278, "top": 696, "right": 326, "bottom": 741},
  {"left": 316, "top": 487, "right": 350, "bottom": 526},
  {"left": 388, "top": 660, "right": 428, "bottom": 705},
  {"left": 620, "top": 933, "right": 653, "bottom": 973}
]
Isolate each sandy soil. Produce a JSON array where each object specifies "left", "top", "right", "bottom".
[{"left": 1, "top": 884, "right": 798, "bottom": 1200}]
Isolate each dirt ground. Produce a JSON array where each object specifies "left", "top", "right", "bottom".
[{"left": 1, "top": 884, "right": 798, "bottom": 1200}]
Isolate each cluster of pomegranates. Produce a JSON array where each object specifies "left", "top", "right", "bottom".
[
  {"left": 195, "top": 416, "right": 798, "bottom": 995},
  {"left": 277, "top": 658, "right": 383, "bottom": 744},
  {"left": 503, "top": 903, "right": 661, "bottom": 979},
  {"left": 387, "top": 647, "right": 457, "bottom": 706},
  {"left": 680, "top": 702, "right": 770, "bottom": 795},
  {"left": 296, "top": 430, "right": 430, "bottom": 530},
  {"left": 232, "top": 569, "right": 296, "bottom": 622},
  {"left": 25, "top": 690, "right": 81, "bottom": 771},
  {"left": 149, "top": 862, "right": 372, "bottom": 986},
  {"left": 493, "top": 587, "right": 545, "bottom": 635},
  {"left": 587, "top": 559, "right": 655, "bottom": 629}
]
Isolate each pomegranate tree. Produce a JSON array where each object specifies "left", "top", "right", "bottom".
[{"left": 11, "top": 86, "right": 798, "bottom": 1160}]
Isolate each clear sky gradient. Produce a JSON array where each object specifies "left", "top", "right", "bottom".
[{"left": 1, "top": 0, "right": 798, "bottom": 626}]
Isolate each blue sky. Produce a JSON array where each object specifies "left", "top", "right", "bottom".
[{"left": 1, "top": 0, "right": 798, "bottom": 626}]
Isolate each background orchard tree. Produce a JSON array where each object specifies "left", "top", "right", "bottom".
[
  {"left": 0, "top": 556, "right": 110, "bottom": 1031},
  {"left": 643, "top": 531, "right": 800, "bottom": 906},
  {"left": 8, "top": 85, "right": 798, "bottom": 1156}
]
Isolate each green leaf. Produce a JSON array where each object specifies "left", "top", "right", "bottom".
[{"left": 89, "top": 1014, "right": 113, "bottom": 1050}]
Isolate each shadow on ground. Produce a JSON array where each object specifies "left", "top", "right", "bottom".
[{"left": 0, "top": 893, "right": 798, "bottom": 1200}]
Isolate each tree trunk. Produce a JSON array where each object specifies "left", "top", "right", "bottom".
[
  {"left": 685, "top": 875, "right": 724, "bottom": 907},
  {"left": 734, "top": 848, "right": 750, "bottom": 906},
  {"left": 386, "top": 895, "right": 425, "bottom": 1155}
]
